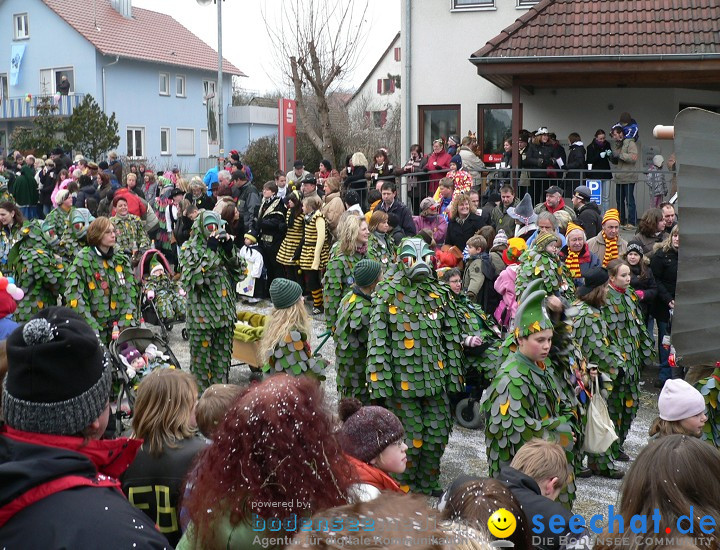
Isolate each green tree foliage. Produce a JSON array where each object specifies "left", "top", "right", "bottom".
[
  {"left": 65, "top": 95, "right": 119, "bottom": 160},
  {"left": 240, "top": 135, "right": 279, "bottom": 186},
  {"left": 9, "top": 97, "right": 68, "bottom": 154}
]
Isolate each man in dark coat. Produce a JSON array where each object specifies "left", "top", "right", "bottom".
[
  {"left": 0, "top": 307, "right": 169, "bottom": 548},
  {"left": 232, "top": 170, "right": 261, "bottom": 232},
  {"left": 571, "top": 185, "right": 602, "bottom": 239},
  {"left": 374, "top": 181, "right": 416, "bottom": 237}
]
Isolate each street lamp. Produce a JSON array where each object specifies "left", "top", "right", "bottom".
[{"left": 197, "top": 0, "right": 224, "bottom": 169}]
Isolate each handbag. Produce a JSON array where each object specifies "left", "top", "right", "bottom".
[{"left": 582, "top": 376, "right": 618, "bottom": 454}]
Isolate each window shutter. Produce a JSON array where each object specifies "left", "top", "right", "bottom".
[
  {"left": 394, "top": 47, "right": 401, "bottom": 62},
  {"left": 380, "top": 110, "right": 388, "bottom": 128},
  {"left": 390, "top": 79, "right": 395, "bottom": 93},
  {"left": 377, "top": 79, "right": 382, "bottom": 94}
]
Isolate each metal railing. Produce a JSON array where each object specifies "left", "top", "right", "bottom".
[{"left": 0, "top": 93, "right": 85, "bottom": 120}]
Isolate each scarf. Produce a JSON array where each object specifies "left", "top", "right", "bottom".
[
  {"left": 602, "top": 232, "right": 618, "bottom": 268},
  {"left": 356, "top": 243, "right": 368, "bottom": 255},
  {"left": 545, "top": 197, "right": 567, "bottom": 215},
  {"left": 609, "top": 282, "right": 626, "bottom": 294},
  {"left": 565, "top": 249, "right": 581, "bottom": 278},
  {"left": 345, "top": 454, "right": 403, "bottom": 493}
]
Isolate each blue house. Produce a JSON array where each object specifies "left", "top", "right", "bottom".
[{"left": 0, "top": 0, "right": 262, "bottom": 174}]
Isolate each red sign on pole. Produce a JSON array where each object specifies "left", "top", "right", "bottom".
[{"left": 278, "top": 98, "right": 297, "bottom": 173}]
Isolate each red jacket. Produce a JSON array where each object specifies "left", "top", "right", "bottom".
[
  {"left": 425, "top": 151, "right": 452, "bottom": 194},
  {"left": 345, "top": 454, "right": 403, "bottom": 493},
  {"left": 113, "top": 188, "right": 147, "bottom": 218}
]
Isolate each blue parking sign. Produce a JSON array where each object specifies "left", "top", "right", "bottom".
[{"left": 586, "top": 180, "right": 602, "bottom": 205}]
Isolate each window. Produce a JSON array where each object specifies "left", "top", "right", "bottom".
[
  {"left": 452, "top": 0, "right": 494, "bottom": 10},
  {"left": 127, "top": 127, "right": 145, "bottom": 158},
  {"left": 377, "top": 78, "right": 394, "bottom": 95},
  {"left": 39, "top": 68, "right": 74, "bottom": 95},
  {"left": 517, "top": 0, "right": 539, "bottom": 7},
  {"left": 203, "top": 79, "right": 216, "bottom": 105},
  {"left": 372, "top": 111, "right": 388, "bottom": 129},
  {"left": 176, "top": 128, "right": 195, "bottom": 155},
  {"left": 176, "top": 75, "right": 186, "bottom": 97},
  {"left": 0, "top": 74, "right": 8, "bottom": 103},
  {"left": 159, "top": 72, "right": 170, "bottom": 96},
  {"left": 160, "top": 128, "right": 171, "bottom": 155},
  {"left": 418, "top": 105, "right": 460, "bottom": 154},
  {"left": 13, "top": 13, "right": 29, "bottom": 40},
  {"left": 393, "top": 47, "right": 401, "bottom": 62},
  {"left": 476, "top": 104, "right": 522, "bottom": 164}
]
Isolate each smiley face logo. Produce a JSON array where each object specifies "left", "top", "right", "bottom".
[{"left": 487, "top": 508, "right": 517, "bottom": 539}]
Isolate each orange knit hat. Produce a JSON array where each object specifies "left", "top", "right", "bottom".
[{"left": 602, "top": 209, "right": 620, "bottom": 225}]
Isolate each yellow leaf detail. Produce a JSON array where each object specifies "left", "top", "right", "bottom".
[
  {"left": 125, "top": 314, "right": 133, "bottom": 320},
  {"left": 530, "top": 320, "right": 541, "bottom": 332},
  {"left": 115, "top": 265, "right": 123, "bottom": 273},
  {"left": 202, "top": 340, "right": 210, "bottom": 347},
  {"left": 222, "top": 288, "right": 227, "bottom": 297},
  {"left": 404, "top": 338, "right": 414, "bottom": 349},
  {"left": 412, "top": 439, "right": 423, "bottom": 448},
  {"left": 438, "top": 360, "right": 444, "bottom": 369},
  {"left": 348, "top": 294, "right": 357, "bottom": 303},
  {"left": 110, "top": 301, "right": 117, "bottom": 310},
  {"left": 429, "top": 292, "right": 440, "bottom": 299},
  {"left": 389, "top": 305, "right": 397, "bottom": 314},
  {"left": 399, "top": 485, "right": 410, "bottom": 493},
  {"left": 103, "top": 261, "right": 109, "bottom": 269},
  {"left": 500, "top": 400, "right": 510, "bottom": 415},
  {"left": 370, "top": 372, "right": 378, "bottom": 382},
  {"left": 625, "top": 398, "right": 634, "bottom": 407},
  {"left": 37, "top": 301, "right": 44, "bottom": 308},
  {"left": 534, "top": 266, "right": 542, "bottom": 275},
  {"left": 401, "top": 381, "right": 409, "bottom": 391},
  {"left": 88, "top": 282, "right": 96, "bottom": 290},
  {"left": 69, "top": 299, "right": 78, "bottom": 308}
]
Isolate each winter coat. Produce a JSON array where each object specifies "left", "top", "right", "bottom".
[
  {"left": 345, "top": 166, "right": 369, "bottom": 206},
  {"left": 575, "top": 201, "right": 602, "bottom": 239},
  {"left": 121, "top": 436, "right": 207, "bottom": 547},
  {"left": 39, "top": 169, "right": 57, "bottom": 208},
  {"left": 75, "top": 182, "right": 100, "bottom": 215},
  {"left": 109, "top": 159, "right": 123, "bottom": 185},
  {"left": 0, "top": 427, "right": 170, "bottom": 548},
  {"left": 445, "top": 212, "right": 488, "bottom": 251},
  {"left": 586, "top": 138, "right": 614, "bottom": 181},
  {"left": 610, "top": 138, "right": 639, "bottom": 184},
  {"left": 564, "top": 142, "right": 587, "bottom": 187},
  {"left": 413, "top": 214, "right": 447, "bottom": 246},
  {"left": 113, "top": 187, "right": 147, "bottom": 218},
  {"left": 322, "top": 191, "right": 345, "bottom": 238},
  {"left": 646, "top": 166, "right": 669, "bottom": 197},
  {"left": 558, "top": 244, "right": 601, "bottom": 287},
  {"left": 587, "top": 232, "right": 628, "bottom": 261},
  {"left": 425, "top": 150, "right": 452, "bottom": 193},
  {"left": 457, "top": 145, "right": 485, "bottom": 184},
  {"left": 9, "top": 165, "right": 37, "bottom": 206},
  {"left": 184, "top": 192, "right": 216, "bottom": 211},
  {"left": 649, "top": 247, "right": 678, "bottom": 322},
  {"left": 235, "top": 182, "right": 261, "bottom": 232},
  {"left": 526, "top": 140, "right": 559, "bottom": 180},
  {"left": 633, "top": 230, "right": 664, "bottom": 256},
  {"left": 533, "top": 198, "right": 576, "bottom": 220},
  {"left": 629, "top": 262, "right": 657, "bottom": 318},
  {"left": 374, "top": 200, "right": 416, "bottom": 237},
  {"left": 257, "top": 196, "right": 287, "bottom": 253},
  {"left": 494, "top": 263, "right": 519, "bottom": 328}
]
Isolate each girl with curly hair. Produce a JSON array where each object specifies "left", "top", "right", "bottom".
[{"left": 179, "top": 374, "right": 351, "bottom": 549}]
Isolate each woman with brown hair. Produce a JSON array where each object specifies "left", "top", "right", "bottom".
[
  {"left": 0, "top": 201, "right": 23, "bottom": 267},
  {"left": 64, "top": 216, "right": 139, "bottom": 343},
  {"left": 445, "top": 192, "right": 487, "bottom": 251},
  {"left": 634, "top": 208, "right": 666, "bottom": 255},
  {"left": 122, "top": 369, "right": 205, "bottom": 547},
  {"left": 321, "top": 176, "right": 345, "bottom": 238},
  {"left": 179, "top": 374, "right": 351, "bottom": 549}
]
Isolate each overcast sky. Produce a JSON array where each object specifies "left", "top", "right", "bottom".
[{"left": 133, "top": 0, "right": 401, "bottom": 94}]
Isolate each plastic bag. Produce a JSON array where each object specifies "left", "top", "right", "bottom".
[{"left": 583, "top": 376, "right": 618, "bottom": 454}]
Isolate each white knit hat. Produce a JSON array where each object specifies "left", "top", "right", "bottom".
[{"left": 658, "top": 379, "right": 705, "bottom": 421}]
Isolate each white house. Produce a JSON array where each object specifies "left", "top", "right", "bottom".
[{"left": 347, "top": 32, "right": 401, "bottom": 129}]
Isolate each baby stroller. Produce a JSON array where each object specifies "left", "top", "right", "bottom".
[
  {"left": 109, "top": 326, "right": 182, "bottom": 434},
  {"left": 136, "top": 248, "right": 188, "bottom": 341}
]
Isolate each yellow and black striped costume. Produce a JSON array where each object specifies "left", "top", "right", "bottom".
[
  {"left": 299, "top": 210, "right": 330, "bottom": 271},
  {"left": 277, "top": 209, "right": 303, "bottom": 267}
]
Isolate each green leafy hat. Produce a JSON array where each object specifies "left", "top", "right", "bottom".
[
  {"left": 269, "top": 278, "right": 303, "bottom": 309},
  {"left": 518, "top": 279, "right": 544, "bottom": 305},
  {"left": 354, "top": 259, "right": 382, "bottom": 287},
  {"left": 513, "top": 289, "right": 553, "bottom": 339}
]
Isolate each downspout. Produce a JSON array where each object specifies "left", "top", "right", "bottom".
[
  {"left": 402, "top": 0, "right": 411, "bottom": 203},
  {"left": 102, "top": 55, "right": 120, "bottom": 113}
]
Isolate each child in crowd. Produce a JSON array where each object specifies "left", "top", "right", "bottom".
[
  {"left": 367, "top": 210, "right": 393, "bottom": 265},
  {"left": 649, "top": 379, "right": 707, "bottom": 438},
  {"left": 364, "top": 189, "right": 382, "bottom": 223},
  {"left": 338, "top": 397, "right": 407, "bottom": 502},
  {"left": 299, "top": 195, "right": 329, "bottom": 314},
  {"left": 260, "top": 278, "right": 325, "bottom": 378},
  {"left": 493, "top": 237, "right": 526, "bottom": 330},
  {"left": 145, "top": 258, "right": 186, "bottom": 323},
  {"left": 386, "top": 212, "right": 405, "bottom": 246},
  {"left": 121, "top": 369, "right": 206, "bottom": 547},
  {"left": 624, "top": 240, "right": 657, "bottom": 321},
  {"left": 195, "top": 383, "right": 244, "bottom": 440},
  {"left": 445, "top": 155, "right": 473, "bottom": 198},
  {"left": 238, "top": 229, "right": 264, "bottom": 303},
  {"left": 434, "top": 178, "right": 455, "bottom": 220},
  {"left": 461, "top": 235, "right": 488, "bottom": 304},
  {"left": 0, "top": 276, "right": 22, "bottom": 340},
  {"left": 646, "top": 154, "right": 669, "bottom": 208}
]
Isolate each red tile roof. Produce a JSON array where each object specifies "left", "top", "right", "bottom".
[
  {"left": 42, "top": 0, "right": 245, "bottom": 76},
  {"left": 472, "top": 0, "right": 720, "bottom": 59}
]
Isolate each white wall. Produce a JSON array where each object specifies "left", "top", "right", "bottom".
[{"left": 348, "top": 34, "right": 402, "bottom": 115}]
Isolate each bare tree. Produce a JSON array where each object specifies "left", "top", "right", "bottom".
[{"left": 262, "top": 0, "right": 368, "bottom": 165}]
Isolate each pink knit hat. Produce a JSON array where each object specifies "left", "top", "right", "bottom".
[{"left": 658, "top": 379, "right": 705, "bottom": 421}]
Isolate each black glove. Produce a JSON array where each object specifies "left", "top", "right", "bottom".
[
  {"left": 207, "top": 236, "right": 219, "bottom": 251},
  {"left": 221, "top": 235, "right": 234, "bottom": 253}
]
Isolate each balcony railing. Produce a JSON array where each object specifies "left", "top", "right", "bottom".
[{"left": 0, "top": 93, "right": 85, "bottom": 120}]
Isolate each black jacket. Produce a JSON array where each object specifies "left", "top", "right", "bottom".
[
  {"left": 586, "top": 138, "right": 614, "bottom": 181},
  {"left": 499, "top": 466, "right": 589, "bottom": 550},
  {"left": 564, "top": 143, "right": 587, "bottom": 187},
  {"left": 445, "top": 212, "right": 489, "bottom": 250},
  {"left": 39, "top": 169, "right": 57, "bottom": 207},
  {"left": 575, "top": 201, "right": 602, "bottom": 239},
  {"left": 184, "top": 192, "right": 216, "bottom": 211},
  {"left": 257, "top": 196, "right": 287, "bottom": 251},
  {"left": 649, "top": 247, "right": 678, "bottom": 322},
  {"left": 235, "top": 182, "right": 261, "bottom": 232},
  {"left": 629, "top": 262, "right": 658, "bottom": 318},
  {"left": 375, "top": 200, "right": 417, "bottom": 237},
  {"left": 0, "top": 431, "right": 170, "bottom": 549},
  {"left": 121, "top": 436, "right": 207, "bottom": 547},
  {"left": 76, "top": 183, "right": 100, "bottom": 215}
]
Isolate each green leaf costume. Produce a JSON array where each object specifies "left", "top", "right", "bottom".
[
  {"left": 515, "top": 248, "right": 576, "bottom": 303},
  {"left": 144, "top": 273, "right": 186, "bottom": 323},
  {"left": 334, "top": 286, "right": 374, "bottom": 402},
  {"left": 64, "top": 245, "right": 139, "bottom": 344},
  {"left": 110, "top": 214, "right": 151, "bottom": 259},
  {"left": 323, "top": 244, "right": 377, "bottom": 332},
  {"left": 44, "top": 206, "right": 73, "bottom": 240},
  {"left": 601, "top": 286, "right": 653, "bottom": 452},
  {"left": 571, "top": 300, "right": 624, "bottom": 473},
  {"left": 483, "top": 290, "right": 578, "bottom": 509},
  {"left": 11, "top": 220, "right": 66, "bottom": 323},
  {"left": 261, "top": 329, "right": 326, "bottom": 379},
  {"left": 695, "top": 365, "right": 720, "bottom": 447},
  {"left": 367, "top": 238, "right": 464, "bottom": 494},
  {"left": 179, "top": 210, "right": 245, "bottom": 390},
  {"left": 0, "top": 223, "right": 22, "bottom": 272},
  {"left": 57, "top": 208, "right": 94, "bottom": 264}
]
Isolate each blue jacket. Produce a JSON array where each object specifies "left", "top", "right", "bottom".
[{"left": 0, "top": 316, "right": 18, "bottom": 340}]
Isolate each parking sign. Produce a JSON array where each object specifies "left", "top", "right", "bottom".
[{"left": 586, "top": 180, "right": 602, "bottom": 205}]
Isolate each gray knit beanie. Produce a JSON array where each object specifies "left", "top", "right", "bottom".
[{"left": 2, "top": 307, "right": 111, "bottom": 435}]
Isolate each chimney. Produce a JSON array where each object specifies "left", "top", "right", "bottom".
[{"left": 111, "top": 0, "right": 132, "bottom": 19}]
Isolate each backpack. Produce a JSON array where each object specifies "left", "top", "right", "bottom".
[{"left": 478, "top": 253, "right": 502, "bottom": 315}]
